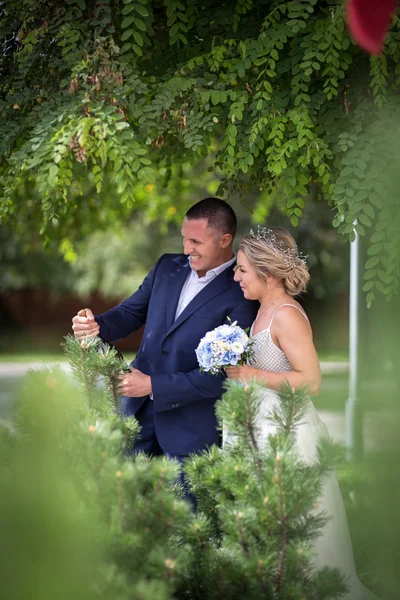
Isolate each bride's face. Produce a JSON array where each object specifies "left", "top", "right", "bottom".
[{"left": 234, "top": 250, "right": 265, "bottom": 300}]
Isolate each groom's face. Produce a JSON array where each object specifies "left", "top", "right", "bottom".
[{"left": 181, "top": 217, "right": 230, "bottom": 277}]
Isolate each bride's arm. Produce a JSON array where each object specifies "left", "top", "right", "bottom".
[{"left": 226, "top": 308, "right": 321, "bottom": 396}]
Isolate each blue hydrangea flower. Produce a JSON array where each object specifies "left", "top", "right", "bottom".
[{"left": 195, "top": 321, "right": 253, "bottom": 375}]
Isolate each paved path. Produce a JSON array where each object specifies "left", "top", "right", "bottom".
[
  {"left": 0, "top": 361, "right": 71, "bottom": 377},
  {"left": 317, "top": 410, "right": 397, "bottom": 452}
]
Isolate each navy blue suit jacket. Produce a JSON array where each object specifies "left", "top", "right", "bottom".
[{"left": 95, "top": 254, "right": 258, "bottom": 455}]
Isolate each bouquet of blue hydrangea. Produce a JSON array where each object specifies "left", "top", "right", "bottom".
[{"left": 195, "top": 320, "right": 253, "bottom": 375}]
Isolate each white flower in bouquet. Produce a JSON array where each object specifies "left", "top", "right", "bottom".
[{"left": 195, "top": 319, "right": 253, "bottom": 375}]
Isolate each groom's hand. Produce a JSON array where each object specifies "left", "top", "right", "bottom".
[
  {"left": 119, "top": 367, "right": 152, "bottom": 397},
  {"left": 72, "top": 308, "right": 100, "bottom": 339}
]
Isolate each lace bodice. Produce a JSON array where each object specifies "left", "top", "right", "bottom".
[
  {"left": 249, "top": 328, "right": 292, "bottom": 372},
  {"left": 249, "top": 304, "right": 309, "bottom": 373}
]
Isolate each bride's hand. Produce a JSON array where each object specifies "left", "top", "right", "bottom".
[{"left": 225, "top": 365, "right": 258, "bottom": 383}]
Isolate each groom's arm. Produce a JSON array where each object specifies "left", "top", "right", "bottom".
[
  {"left": 94, "top": 257, "right": 162, "bottom": 342},
  {"left": 152, "top": 299, "right": 258, "bottom": 412}
]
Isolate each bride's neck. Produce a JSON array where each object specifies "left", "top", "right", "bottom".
[{"left": 258, "top": 287, "right": 286, "bottom": 308}]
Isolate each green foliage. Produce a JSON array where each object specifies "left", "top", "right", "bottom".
[
  {"left": 332, "top": 103, "right": 400, "bottom": 307},
  {"left": 2, "top": 0, "right": 400, "bottom": 300},
  {"left": 0, "top": 334, "right": 354, "bottom": 600},
  {"left": 183, "top": 381, "right": 348, "bottom": 599},
  {"left": 61, "top": 334, "right": 131, "bottom": 410},
  {"left": 0, "top": 368, "right": 192, "bottom": 600}
]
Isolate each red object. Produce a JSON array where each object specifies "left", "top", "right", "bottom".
[{"left": 347, "top": 0, "right": 397, "bottom": 54}]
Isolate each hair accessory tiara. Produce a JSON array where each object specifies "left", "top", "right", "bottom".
[{"left": 249, "top": 225, "right": 308, "bottom": 269}]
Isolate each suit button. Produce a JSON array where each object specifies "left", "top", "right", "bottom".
[{"left": 162, "top": 350, "right": 169, "bottom": 356}]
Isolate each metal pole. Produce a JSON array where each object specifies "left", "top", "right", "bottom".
[{"left": 345, "top": 227, "right": 363, "bottom": 461}]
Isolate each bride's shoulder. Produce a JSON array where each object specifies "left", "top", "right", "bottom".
[{"left": 272, "top": 302, "right": 309, "bottom": 330}]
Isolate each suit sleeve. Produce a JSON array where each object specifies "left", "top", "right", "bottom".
[
  {"left": 151, "top": 298, "right": 258, "bottom": 412},
  {"left": 95, "top": 257, "right": 162, "bottom": 342}
]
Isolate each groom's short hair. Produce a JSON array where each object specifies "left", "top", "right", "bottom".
[{"left": 185, "top": 198, "right": 237, "bottom": 239}]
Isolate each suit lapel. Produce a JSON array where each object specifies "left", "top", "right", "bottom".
[
  {"left": 164, "top": 255, "right": 191, "bottom": 329},
  {"left": 164, "top": 264, "right": 235, "bottom": 339}
]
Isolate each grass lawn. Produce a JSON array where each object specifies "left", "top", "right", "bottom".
[
  {"left": 0, "top": 353, "right": 68, "bottom": 363},
  {"left": 318, "top": 351, "right": 349, "bottom": 362}
]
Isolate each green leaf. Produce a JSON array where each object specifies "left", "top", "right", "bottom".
[
  {"left": 133, "top": 31, "right": 143, "bottom": 46},
  {"left": 358, "top": 214, "right": 371, "bottom": 227},
  {"left": 134, "top": 18, "right": 147, "bottom": 31},
  {"left": 370, "top": 230, "right": 386, "bottom": 243},
  {"left": 211, "top": 92, "right": 220, "bottom": 105},
  {"left": 122, "top": 3, "right": 135, "bottom": 15},
  {"left": 296, "top": 184, "right": 308, "bottom": 196},
  {"left": 362, "top": 281, "right": 374, "bottom": 292},
  {"left": 363, "top": 203, "right": 375, "bottom": 219},
  {"left": 355, "top": 223, "right": 365, "bottom": 236},
  {"left": 298, "top": 173, "right": 308, "bottom": 185},
  {"left": 356, "top": 158, "right": 366, "bottom": 170},
  {"left": 378, "top": 270, "right": 392, "bottom": 284},
  {"left": 132, "top": 43, "right": 143, "bottom": 56},
  {"left": 122, "top": 15, "right": 135, "bottom": 28},
  {"left": 135, "top": 4, "right": 149, "bottom": 17},
  {"left": 48, "top": 165, "right": 58, "bottom": 187},
  {"left": 369, "top": 193, "right": 383, "bottom": 209},
  {"left": 367, "top": 244, "right": 382, "bottom": 256},
  {"left": 352, "top": 190, "right": 367, "bottom": 203},
  {"left": 264, "top": 81, "right": 272, "bottom": 93},
  {"left": 363, "top": 269, "right": 376, "bottom": 280},
  {"left": 366, "top": 291, "right": 375, "bottom": 308},
  {"left": 365, "top": 256, "right": 379, "bottom": 269},
  {"left": 121, "top": 28, "right": 133, "bottom": 41},
  {"left": 375, "top": 280, "right": 385, "bottom": 294},
  {"left": 120, "top": 130, "right": 134, "bottom": 140},
  {"left": 134, "top": 147, "right": 147, "bottom": 156},
  {"left": 340, "top": 166, "right": 353, "bottom": 177},
  {"left": 170, "top": 23, "right": 179, "bottom": 37}
]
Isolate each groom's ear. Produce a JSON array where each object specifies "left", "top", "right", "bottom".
[{"left": 220, "top": 233, "right": 232, "bottom": 248}]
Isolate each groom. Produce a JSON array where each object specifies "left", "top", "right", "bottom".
[{"left": 72, "top": 198, "right": 258, "bottom": 460}]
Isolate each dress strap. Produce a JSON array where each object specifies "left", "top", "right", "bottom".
[{"left": 268, "top": 303, "right": 309, "bottom": 331}]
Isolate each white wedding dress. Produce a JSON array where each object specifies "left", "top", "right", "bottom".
[{"left": 224, "top": 304, "right": 377, "bottom": 600}]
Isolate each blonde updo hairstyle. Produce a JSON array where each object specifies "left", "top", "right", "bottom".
[{"left": 239, "top": 228, "right": 310, "bottom": 296}]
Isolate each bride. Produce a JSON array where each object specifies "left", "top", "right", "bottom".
[{"left": 225, "top": 226, "right": 376, "bottom": 600}]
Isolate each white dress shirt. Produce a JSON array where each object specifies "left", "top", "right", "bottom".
[{"left": 175, "top": 255, "right": 236, "bottom": 320}]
